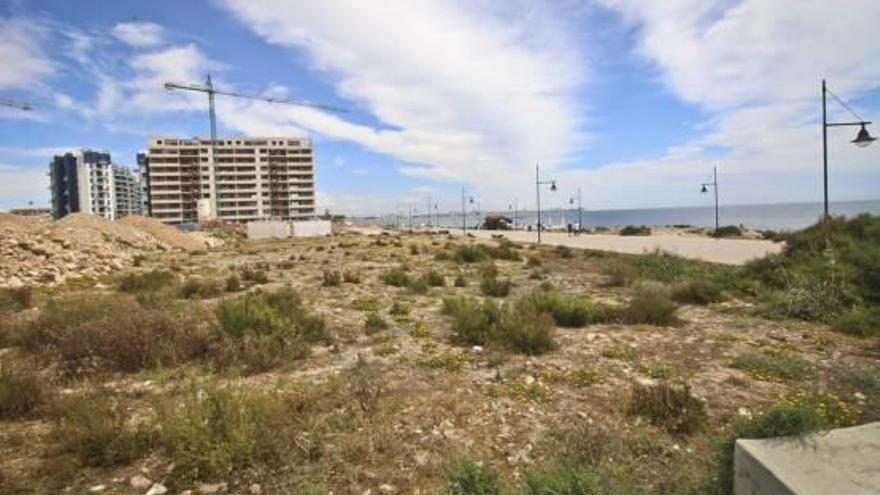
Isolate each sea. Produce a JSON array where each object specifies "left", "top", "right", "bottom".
[{"left": 356, "top": 200, "right": 880, "bottom": 231}]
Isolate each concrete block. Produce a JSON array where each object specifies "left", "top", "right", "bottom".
[{"left": 735, "top": 421, "right": 880, "bottom": 495}]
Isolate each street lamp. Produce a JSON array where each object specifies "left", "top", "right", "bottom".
[
  {"left": 822, "top": 79, "right": 875, "bottom": 218},
  {"left": 569, "top": 187, "right": 582, "bottom": 233},
  {"left": 535, "top": 163, "right": 557, "bottom": 245},
  {"left": 461, "top": 186, "right": 476, "bottom": 235},
  {"left": 700, "top": 165, "right": 719, "bottom": 235},
  {"left": 509, "top": 199, "right": 519, "bottom": 230}
]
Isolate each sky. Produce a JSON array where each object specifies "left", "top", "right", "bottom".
[{"left": 0, "top": 0, "right": 878, "bottom": 215}]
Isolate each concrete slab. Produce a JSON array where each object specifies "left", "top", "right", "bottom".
[{"left": 735, "top": 422, "right": 880, "bottom": 495}]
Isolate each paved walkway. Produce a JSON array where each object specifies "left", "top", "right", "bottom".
[{"left": 466, "top": 230, "right": 783, "bottom": 265}]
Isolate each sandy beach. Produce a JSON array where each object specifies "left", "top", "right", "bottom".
[{"left": 466, "top": 229, "right": 783, "bottom": 265}]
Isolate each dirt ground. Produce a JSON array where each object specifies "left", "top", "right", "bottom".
[{"left": 0, "top": 229, "right": 877, "bottom": 494}]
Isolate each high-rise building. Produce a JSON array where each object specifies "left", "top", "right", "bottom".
[
  {"left": 136, "top": 152, "right": 151, "bottom": 216},
  {"left": 146, "top": 136, "right": 316, "bottom": 224},
  {"left": 49, "top": 149, "right": 143, "bottom": 220}
]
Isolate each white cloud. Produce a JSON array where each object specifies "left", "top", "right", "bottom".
[
  {"left": 112, "top": 21, "right": 165, "bottom": 48},
  {"left": 0, "top": 18, "right": 52, "bottom": 89},
  {"left": 570, "top": 0, "right": 880, "bottom": 209},
  {"left": 351, "top": 167, "right": 368, "bottom": 176},
  {"left": 214, "top": 0, "right": 588, "bottom": 187}
]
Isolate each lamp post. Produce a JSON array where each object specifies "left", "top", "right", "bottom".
[
  {"left": 535, "top": 163, "right": 558, "bottom": 245},
  {"left": 822, "top": 79, "right": 876, "bottom": 219},
  {"left": 569, "top": 187, "right": 582, "bottom": 233},
  {"left": 509, "top": 199, "right": 519, "bottom": 230},
  {"left": 461, "top": 186, "right": 476, "bottom": 235},
  {"left": 700, "top": 166, "right": 719, "bottom": 235}
]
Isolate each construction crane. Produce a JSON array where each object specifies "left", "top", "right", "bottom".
[
  {"left": 0, "top": 97, "right": 33, "bottom": 111},
  {"left": 164, "top": 74, "right": 346, "bottom": 219}
]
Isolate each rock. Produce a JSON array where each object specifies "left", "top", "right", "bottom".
[
  {"left": 130, "top": 475, "right": 153, "bottom": 490},
  {"left": 6, "top": 276, "right": 23, "bottom": 288},
  {"left": 248, "top": 484, "right": 262, "bottom": 495},
  {"left": 471, "top": 345, "right": 484, "bottom": 353},
  {"left": 89, "top": 485, "right": 106, "bottom": 492},
  {"left": 524, "top": 375, "right": 535, "bottom": 385},
  {"left": 197, "top": 482, "right": 228, "bottom": 494},
  {"left": 145, "top": 484, "right": 168, "bottom": 495},
  {"left": 378, "top": 484, "right": 397, "bottom": 494}
]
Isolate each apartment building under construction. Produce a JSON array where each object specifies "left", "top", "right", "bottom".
[{"left": 145, "top": 136, "right": 316, "bottom": 224}]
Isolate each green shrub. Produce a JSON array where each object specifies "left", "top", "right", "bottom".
[
  {"left": 619, "top": 283, "right": 679, "bottom": 326},
  {"left": 17, "top": 295, "right": 209, "bottom": 377},
  {"left": 444, "top": 296, "right": 501, "bottom": 346},
  {"left": 672, "top": 279, "right": 725, "bottom": 305},
  {"left": 239, "top": 265, "right": 269, "bottom": 284},
  {"left": 213, "top": 288, "right": 328, "bottom": 372},
  {"left": 117, "top": 269, "right": 176, "bottom": 293},
  {"left": 717, "top": 391, "right": 855, "bottom": 493},
  {"left": 389, "top": 300, "right": 410, "bottom": 316},
  {"left": 485, "top": 240, "right": 521, "bottom": 261},
  {"left": 520, "top": 289, "right": 607, "bottom": 327},
  {"left": 380, "top": 266, "right": 411, "bottom": 287},
  {"left": 832, "top": 305, "right": 880, "bottom": 337},
  {"left": 620, "top": 225, "right": 651, "bottom": 236},
  {"left": 453, "top": 245, "right": 491, "bottom": 264},
  {"left": 445, "top": 459, "right": 501, "bottom": 495},
  {"left": 731, "top": 350, "right": 814, "bottom": 381},
  {"left": 156, "top": 384, "right": 301, "bottom": 482},
  {"left": 435, "top": 250, "right": 452, "bottom": 261},
  {"left": 179, "top": 277, "right": 224, "bottom": 299},
  {"left": 52, "top": 391, "right": 154, "bottom": 467},
  {"left": 364, "top": 313, "right": 389, "bottom": 334},
  {"left": 712, "top": 225, "right": 743, "bottom": 238},
  {"left": 600, "top": 259, "right": 638, "bottom": 287},
  {"left": 627, "top": 382, "right": 706, "bottom": 435},
  {"left": 454, "top": 273, "right": 467, "bottom": 287},
  {"left": 0, "top": 362, "right": 48, "bottom": 419},
  {"left": 498, "top": 303, "right": 557, "bottom": 355},
  {"left": 408, "top": 277, "right": 430, "bottom": 294},
  {"left": 322, "top": 269, "right": 342, "bottom": 287},
  {"left": 521, "top": 463, "right": 637, "bottom": 495},
  {"left": 526, "top": 255, "right": 542, "bottom": 267},
  {"left": 409, "top": 244, "right": 421, "bottom": 255}
]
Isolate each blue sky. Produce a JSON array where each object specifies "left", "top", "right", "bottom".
[{"left": 1, "top": 0, "right": 878, "bottom": 215}]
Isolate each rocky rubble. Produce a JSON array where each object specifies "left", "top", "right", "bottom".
[{"left": 0, "top": 213, "right": 213, "bottom": 288}]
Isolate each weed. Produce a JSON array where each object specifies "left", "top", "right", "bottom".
[
  {"left": 454, "top": 273, "right": 467, "bottom": 287},
  {"left": 52, "top": 391, "right": 154, "bottom": 467},
  {"left": 0, "top": 286, "right": 34, "bottom": 312},
  {"left": 409, "top": 244, "right": 421, "bottom": 255},
  {"left": 521, "top": 463, "right": 637, "bottom": 495},
  {"left": 178, "top": 277, "right": 224, "bottom": 299},
  {"left": 520, "top": 289, "right": 607, "bottom": 327},
  {"left": 626, "top": 381, "right": 706, "bottom": 435},
  {"left": 453, "top": 245, "right": 491, "bottom": 263},
  {"left": 554, "top": 245, "right": 573, "bottom": 258},
  {"left": 380, "top": 266, "right": 411, "bottom": 287},
  {"left": 526, "top": 255, "right": 542, "bottom": 267},
  {"left": 712, "top": 225, "right": 743, "bottom": 238},
  {"left": 239, "top": 265, "right": 269, "bottom": 284},
  {"left": 499, "top": 303, "right": 557, "bottom": 355},
  {"left": 600, "top": 259, "right": 638, "bottom": 287},
  {"left": 17, "top": 295, "right": 209, "bottom": 377},
  {"left": 389, "top": 300, "right": 411, "bottom": 315},
  {"left": 445, "top": 459, "right": 501, "bottom": 495},
  {"left": 423, "top": 269, "right": 446, "bottom": 287},
  {"left": 322, "top": 269, "right": 342, "bottom": 287},
  {"left": 157, "top": 384, "right": 301, "bottom": 482},
  {"left": 832, "top": 305, "right": 880, "bottom": 337},
  {"left": 671, "top": 279, "right": 725, "bottom": 305},
  {"left": 364, "top": 313, "right": 389, "bottom": 334},
  {"left": 117, "top": 269, "right": 176, "bottom": 293},
  {"left": 225, "top": 273, "right": 242, "bottom": 292},
  {"left": 346, "top": 357, "right": 384, "bottom": 417},
  {"left": 620, "top": 225, "right": 651, "bottom": 236},
  {"left": 353, "top": 296, "right": 381, "bottom": 312},
  {"left": 731, "top": 349, "right": 814, "bottom": 381},
  {"left": 343, "top": 269, "right": 362, "bottom": 284},
  {"left": 444, "top": 296, "right": 501, "bottom": 346},
  {"left": 619, "top": 282, "right": 680, "bottom": 326},
  {"left": 480, "top": 274, "right": 512, "bottom": 297},
  {"left": 0, "top": 362, "right": 48, "bottom": 419},
  {"left": 419, "top": 350, "right": 471, "bottom": 371}
]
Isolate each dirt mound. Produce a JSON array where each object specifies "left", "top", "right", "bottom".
[
  {"left": 0, "top": 213, "right": 211, "bottom": 288},
  {"left": 118, "top": 215, "right": 207, "bottom": 251}
]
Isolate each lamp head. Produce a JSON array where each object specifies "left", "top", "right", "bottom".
[
  {"left": 700, "top": 184, "right": 709, "bottom": 194},
  {"left": 469, "top": 197, "right": 474, "bottom": 204},
  {"left": 569, "top": 198, "right": 574, "bottom": 205},
  {"left": 852, "top": 123, "right": 876, "bottom": 148},
  {"left": 550, "top": 181, "right": 557, "bottom": 192}
]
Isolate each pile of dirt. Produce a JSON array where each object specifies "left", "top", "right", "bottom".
[{"left": 0, "top": 213, "right": 211, "bottom": 288}]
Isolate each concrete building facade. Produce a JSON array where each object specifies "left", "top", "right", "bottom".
[
  {"left": 146, "top": 136, "right": 316, "bottom": 224},
  {"left": 49, "top": 149, "right": 143, "bottom": 220}
]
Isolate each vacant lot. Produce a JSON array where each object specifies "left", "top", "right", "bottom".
[{"left": 0, "top": 228, "right": 877, "bottom": 494}]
